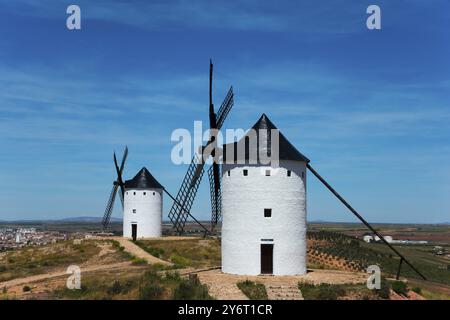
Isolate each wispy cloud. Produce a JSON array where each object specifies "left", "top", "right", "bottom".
[
  {"left": 3, "top": 0, "right": 447, "bottom": 35},
  {"left": 0, "top": 0, "right": 372, "bottom": 33}
]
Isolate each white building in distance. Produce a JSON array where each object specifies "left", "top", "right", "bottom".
[
  {"left": 220, "top": 114, "right": 309, "bottom": 276},
  {"left": 374, "top": 235, "right": 393, "bottom": 243},
  {"left": 123, "top": 167, "right": 163, "bottom": 239}
]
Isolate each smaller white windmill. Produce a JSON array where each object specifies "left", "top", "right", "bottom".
[{"left": 101, "top": 147, "right": 210, "bottom": 240}]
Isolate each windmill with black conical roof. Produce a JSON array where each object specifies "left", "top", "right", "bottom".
[{"left": 102, "top": 149, "right": 210, "bottom": 239}]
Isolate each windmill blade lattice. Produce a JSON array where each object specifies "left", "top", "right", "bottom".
[
  {"left": 216, "top": 87, "right": 234, "bottom": 130},
  {"left": 101, "top": 147, "right": 128, "bottom": 230},
  {"left": 102, "top": 184, "right": 119, "bottom": 229},
  {"left": 168, "top": 154, "right": 206, "bottom": 234}
]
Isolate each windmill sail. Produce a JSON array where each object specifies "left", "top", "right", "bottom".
[
  {"left": 101, "top": 147, "right": 128, "bottom": 230},
  {"left": 216, "top": 87, "right": 234, "bottom": 130},
  {"left": 168, "top": 62, "right": 234, "bottom": 235},
  {"left": 168, "top": 154, "right": 206, "bottom": 234},
  {"left": 102, "top": 184, "right": 119, "bottom": 229}
]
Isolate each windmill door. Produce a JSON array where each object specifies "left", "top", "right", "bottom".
[
  {"left": 260, "top": 244, "right": 273, "bottom": 274},
  {"left": 131, "top": 223, "right": 137, "bottom": 241}
]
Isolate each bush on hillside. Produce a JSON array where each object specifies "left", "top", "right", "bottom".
[
  {"left": 298, "top": 283, "right": 346, "bottom": 300},
  {"left": 173, "top": 276, "right": 212, "bottom": 300},
  {"left": 390, "top": 280, "right": 408, "bottom": 296},
  {"left": 237, "top": 280, "right": 268, "bottom": 300}
]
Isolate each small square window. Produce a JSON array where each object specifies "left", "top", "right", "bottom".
[
  {"left": 227, "top": 171, "right": 231, "bottom": 177},
  {"left": 153, "top": 192, "right": 155, "bottom": 195},
  {"left": 133, "top": 192, "right": 136, "bottom": 195},
  {"left": 287, "top": 170, "right": 291, "bottom": 177},
  {"left": 265, "top": 170, "right": 270, "bottom": 176},
  {"left": 243, "top": 169, "right": 248, "bottom": 176},
  {"left": 143, "top": 192, "right": 146, "bottom": 195},
  {"left": 126, "top": 192, "right": 128, "bottom": 195},
  {"left": 132, "top": 209, "right": 136, "bottom": 214},
  {"left": 264, "top": 208, "right": 272, "bottom": 217}
]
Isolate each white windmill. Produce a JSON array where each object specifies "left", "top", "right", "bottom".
[{"left": 220, "top": 114, "right": 309, "bottom": 275}]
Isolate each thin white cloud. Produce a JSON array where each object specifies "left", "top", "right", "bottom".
[{"left": 0, "top": 0, "right": 368, "bottom": 33}]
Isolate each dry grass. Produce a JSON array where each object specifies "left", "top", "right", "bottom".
[
  {"left": 0, "top": 241, "right": 99, "bottom": 282},
  {"left": 135, "top": 238, "right": 221, "bottom": 268},
  {"left": 0, "top": 240, "right": 130, "bottom": 283}
]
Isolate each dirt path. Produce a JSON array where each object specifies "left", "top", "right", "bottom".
[
  {"left": 197, "top": 268, "right": 367, "bottom": 300},
  {"left": 197, "top": 271, "right": 248, "bottom": 300},
  {"left": 110, "top": 237, "right": 173, "bottom": 266},
  {"left": 300, "top": 269, "right": 368, "bottom": 285},
  {"left": 266, "top": 282, "right": 303, "bottom": 300},
  {"left": 0, "top": 238, "right": 172, "bottom": 292}
]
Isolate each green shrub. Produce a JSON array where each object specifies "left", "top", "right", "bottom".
[
  {"left": 411, "top": 287, "right": 422, "bottom": 295},
  {"left": 139, "top": 283, "right": 163, "bottom": 299},
  {"left": 111, "top": 240, "right": 125, "bottom": 252},
  {"left": 390, "top": 281, "right": 408, "bottom": 296},
  {"left": 131, "top": 258, "right": 147, "bottom": 265},
  {"left": 138, "top": 278, "right": 163, "bottom": 300},
  {"left": 171, "top": 264, "right": 185, "bottom": 270},
  {"left": 152, "top": 263, "right": 168, "bottom": 271},
  {"left": 122, "top": 251, "right": 134, "bottom": 260},
  {"left": 142, "top": 270, "right": 161, "bottom": 282},
  {"left": 237, "top": 280, "right": 268, "bottom": 300},
  {"left": 165, "top": 271, "right": 181, "bottom": 281},
  {"left": 298, "top": 283, "right": 346, "bottom": 300},
  {"left": 173, "top": 277, "right": 212, "bottom": 300},
  {"left": 110, "top": 240, "right": 120, "bottom": 249},
  {"left": 376, "top": 278, "right": 391, "bottom": 299},
  {"left": 107, "top": 281, "right": 123, "bottom": 295},
  {"left": 138, "top": 243, "right": 165, "bottom": 258},
  {"left": 138, "top": 270, "right": 164, "bottom": 300},
  {"left": 170, "top": 254, "right": 191, "bottom": 267}
]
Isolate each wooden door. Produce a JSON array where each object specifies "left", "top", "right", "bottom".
[
  {"left": 261, "top": 244, "right": 273, "bottom": 274},
  {"left": 131, "top": 223, "right": 137, "bottom": 241}
]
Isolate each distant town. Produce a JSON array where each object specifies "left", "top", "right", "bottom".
[
  {"left": 0, "top": 225, "right": 115, "bottom": 251},
  {"left": 0, "top": 227, "right": 68, "bottom": 250},
  {"left": 0, "top": 220, "right": 210, "bottom": 251}
]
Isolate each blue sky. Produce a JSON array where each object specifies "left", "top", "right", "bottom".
[{"left": 0, "top": 0, "right": 449, "bottom": 223}]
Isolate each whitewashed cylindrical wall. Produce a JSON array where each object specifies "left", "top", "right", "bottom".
[
  {"left": 221, "top": 160, "right": 307, "bottom": 275},
  {"left": 123, "top": 188, "right": 163, "bottom": 238}
]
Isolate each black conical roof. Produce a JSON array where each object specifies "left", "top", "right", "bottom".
[
  {"left": 222, "top": 113, "right": 310, "bottom": 163},
  {"left": 124, "top": 167, "right": 164, "bottom": 189}
]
